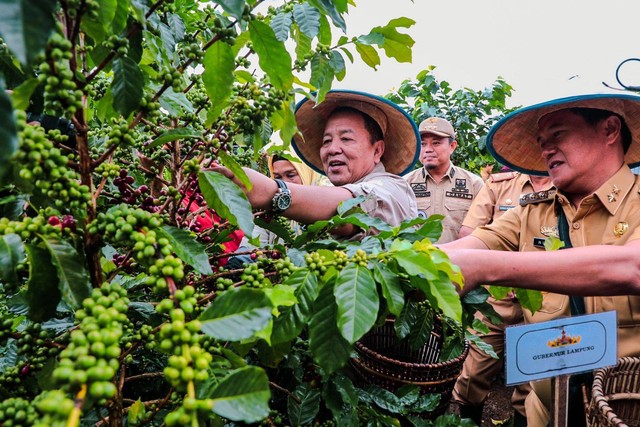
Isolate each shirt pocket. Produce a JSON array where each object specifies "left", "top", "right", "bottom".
[
  {"left": 444, "top": 198, "right": 473, "bottom": 229},
  {"left": 524, "top": 292, "right": 570, "bottom": 323}
]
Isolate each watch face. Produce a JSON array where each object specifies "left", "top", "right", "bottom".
[{"left": 275, "top": 192, "right": 292, "bottom": 211}]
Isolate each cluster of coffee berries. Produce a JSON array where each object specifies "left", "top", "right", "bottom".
[
  {"left": 53, "top": 282, "right": 129, "bottom": 401},
  {"left": 351, "top": 249, "right": 369, "bottom": 267},
  {"left": 14, "top": 122, "right": 90, "bottom": 212},
  {"left": 159, "top": 67, "right": 184, "bottom": 93},
  {"left": 32, "top": 390, "right": 74, "bottom": 427},
  {"left": 240, "top": 262, "right": 272, "bottom": 288},
  {"left": 89, "top": 205, "right": 185, "bottom": 293},
  {"left": 0, "top": 215, "right": 63, "bottom": 241},
  {"left": 304, "top": 251, "right": 328, "bottom": 275},
  {"left": 0, "top": 397, "right": 40, "bottom": 427},
  {"left": 226, "top": 83, "right": 287, "bottom": 135},
  {"left": 111, "top": 169, "right": 157, "bottom": 211},
  {"left": 103, "top": 35, "right": 129, "bottom": 56},
  {"left": 273, "top": 256, "right": 297, "bottom": 281},
  {"left": 37, "top": 33, "right": 83, "bottom": 117},
  {"left": 61, "top": 0, "right": 99, "bottom": 19},
  {"left": 106, "top": 118, "right": 136, "bottom": 147},
  {"left": 0, "top": 323, "right": 62, "bottom": 396}
]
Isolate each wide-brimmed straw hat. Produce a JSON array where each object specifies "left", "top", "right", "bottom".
[
  {"left": 292, "top": 90, "right": 420, "bottom": 176},
  {"left": 486, "top": 93, "right": 640, "bottom": 175}
]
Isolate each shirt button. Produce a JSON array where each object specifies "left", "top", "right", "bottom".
[{"left": 572, "top": 222, "right": 580, "bottom": 229}]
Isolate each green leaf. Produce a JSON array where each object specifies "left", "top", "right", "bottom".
[
  {"left": 0, "top": 233, "right": 24, "bottom": 287},
  {"left": 395, "top": 250, "right": 462, "bottom": 322},
  {"left": 24, "top": 244, "right": 60, "bottom": 322},
  {"left": 10, "top": 78, "right": 39, "bottom": 111},
  {"left": 158, "top": 87, "right": 193, "bottom": 116},
  {"left": 309, "top": 55, "right": 334, "bottom": 101},
  {"left": 309, "top": 0, "right": 346, "bottom": 33},
  {"left": 157, "top": 226, "right": 212, "bottom": 275},
  {"left": 334, "top": 264, "right": 378, "bottom": 344},
  {"left": 203, "top": 40, "right": 235, "bottom": 120},
  {"left": 81, "top": 0, "right": 117, "bottom": 43},
  {"left": 354, "top": 42, "right": 380, "bottom": 70},
  {"left": 200, "top": 288, "right": 272, "bottom": 342},
  {"left": 0, "top": 0, "right": 57, "bottom": 67},
  {"left": 217, "top": 151, "right": 252, "bottom": 191},
  {"left": 41, "top": 237, "right": 90, "bottom": 309},
  {"left": 212, "top": 0, "right": 245, "bottom": 21},
  {"left": 373, "top": 262, "right": 404, "bottom": 316},
  {"left": 270, "top": 11, "right": 292, "bottom": 42},
  {"left": 127, "top": 399, "right": 146, "bottom": 425},
  {"left": 0, "top": 83, "right": 18, "bottom": 179},
  {"left": 249, "top": 20, "right": 293, "bottom": 90},
  {"left": 271, "top": 268, "right": 319, "bottom": 344},
  {"left": 148, "top": 127, "right": 202, "bottom": 149},
  {"left": 293, "top": 4, "right": 320, "bottom": 39},
  {"left": 371, "top": 19, "right": 415, "bottom": 63},
  {"left": 287, "top": 383, "right": 321, "bottom": 426},
  {"left": 515, "top": 288, "right": 543, "bottom": 315},
  {"left": 112, "top": 56, "right": 144, "bottom": 117},
  {"left": 209, "top": 366, "right": 271, "bottom": 423},
  {"left": 198, "top": 170, "right": 254, "bottom": 237},
  {"left": 309, "top": 284, "right": 351, "bottom": 374}
]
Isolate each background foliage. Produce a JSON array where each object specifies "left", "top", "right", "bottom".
[{"left": 387, "top": 65, "right": 518, "bottom": 174}]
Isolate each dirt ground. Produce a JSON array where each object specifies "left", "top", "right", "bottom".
[{"left": 448, "top": 377, "right": 515, "bottom": 426}]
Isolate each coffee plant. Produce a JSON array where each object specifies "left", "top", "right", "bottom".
[{"left": 0, "top": 1, "right": 512, "bottom": 426}]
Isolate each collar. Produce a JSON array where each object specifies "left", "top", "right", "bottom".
[
  {"left": 556, "top": 165, "right": 636, "bottom": 215},
  {"left": 353, "top": 162, "right": 387, "bottom": 184},
  {"left": 422, "top": 164, "right": 455, "bottom": 180}
]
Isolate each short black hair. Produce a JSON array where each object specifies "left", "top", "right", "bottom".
[
  {"left": 329, "top": 106, "right": 383, "bottom": 144},
  {"left": 570, "top": 107, "right": 632, "bottom": 153}
]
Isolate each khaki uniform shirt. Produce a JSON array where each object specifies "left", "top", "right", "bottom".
[
  {"left": 463, "top": 172, "right": 549, "bottom": 229},
  {"left": 342, "top": 163, "right": 418, "bottom": 237},
  {"left": 472, "top": 165, "right": 640, "bottom": 357},
  {"left": 404, "top": 165, "right": 484, "bottom": 243}
]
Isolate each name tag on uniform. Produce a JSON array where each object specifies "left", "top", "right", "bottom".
[
  {"left": 446, "top": 191, "right": 473, "bottom": 200},
  {"left": 499, "top": 205, "right": 515, "bottom": 211},
  {"left": 533, "top": 237, "right": 546, "bottom": 248}
]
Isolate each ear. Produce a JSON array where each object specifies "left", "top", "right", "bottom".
[
  {"left": 450, "top": 139, "right": 458, "bottom": 152},
  {"left": 373, "top": 139, "right": 385, "bottom": 162},
  {"left": 603, "top": 115, "right": 622, "bottom": 145}
]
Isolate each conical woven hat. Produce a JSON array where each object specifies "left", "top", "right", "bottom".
[
  {"left": 486, "top": 93, "right": 640, "bottom": 175},
  {"left": 292, "top": 90, "right": 420, "bottom": 176}
]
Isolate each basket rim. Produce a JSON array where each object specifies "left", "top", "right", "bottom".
[
  {"left": 589, "top": 356, "right": 640, "bottom": 427},
  {"left": 355, "top": 337, "right": 469, "bottom": 370},
  {"left": 350, "top": 357, "right": 465, "bottom": 387}
]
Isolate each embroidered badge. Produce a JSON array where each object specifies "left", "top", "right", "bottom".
[
  {"left": 614, "top": 221, "right": 629, "bottom": 238},
  {"left": 455, "top": 178, "right": 467, "bottom": 189},
  {"left": 410, "top": 183, "right": 429, "bottom": 198},
  {"left": 540, "top": 225, "right": 559, "bottom": 238},
  {"left": 608, "top": 185, "right": 620, "bottom": 203}
]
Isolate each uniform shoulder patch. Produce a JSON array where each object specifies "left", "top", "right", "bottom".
[
  {"left": 519, "top": 189, "right": 556, "bottom": 206},
  {"left": 490, "top": 171, "right": 517, "bottom": 183}
]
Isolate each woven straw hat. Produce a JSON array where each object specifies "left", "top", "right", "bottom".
[
  {"left": 486, "top": 93, "right": 640, "bottom": 175},
  {"left": 292, "top": 90, "right": 420, "bottom": 176}
]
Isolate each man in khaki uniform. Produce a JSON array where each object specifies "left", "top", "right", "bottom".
[
  {"left": 454, "top": 171, "right": 553, "bottom": 425},
  {"left": 213, "top": 90, "right": 419, "bottom": 239},
  {"left": 404, "top": 117, "right": 484, "bottom": 243},
  {"left": 442, "top": 93, "right": 640, "bottom": 427}
]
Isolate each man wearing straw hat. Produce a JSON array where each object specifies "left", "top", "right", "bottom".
[
  {"left": 440, "top": 92, "right": 640, "bottom": 426},
  {"left": 404, "top": 117, "right": 484, "bottom": 243},
  {"left": 212, "top": 90, "right": 419, "bottom": 239}
]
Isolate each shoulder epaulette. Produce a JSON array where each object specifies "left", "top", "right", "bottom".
[
  {"left": 519, "top": 189, "right": 556, "bottom": 206},
  {"left": 490, "top": 171, "right": 518, "bottom": 183}
]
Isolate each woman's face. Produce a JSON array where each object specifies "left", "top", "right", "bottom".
[{"left": 272, "top": 159, "right": 303, "bottom": 185}]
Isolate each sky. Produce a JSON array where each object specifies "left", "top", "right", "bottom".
[{"left": 334, "top": 0, "right": 640, "bottom": 108}]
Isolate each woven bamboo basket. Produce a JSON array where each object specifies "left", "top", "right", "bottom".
[
  {"left": 586, "top": 357, "right": 640, "bottom": 427},
  {"left": 350, "top": 318, "right": 469, "bottom": 418}
]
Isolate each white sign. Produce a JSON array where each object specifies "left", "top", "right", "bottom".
[{"left": 505, "top": 311, "right": 617, "bottom": 385}]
